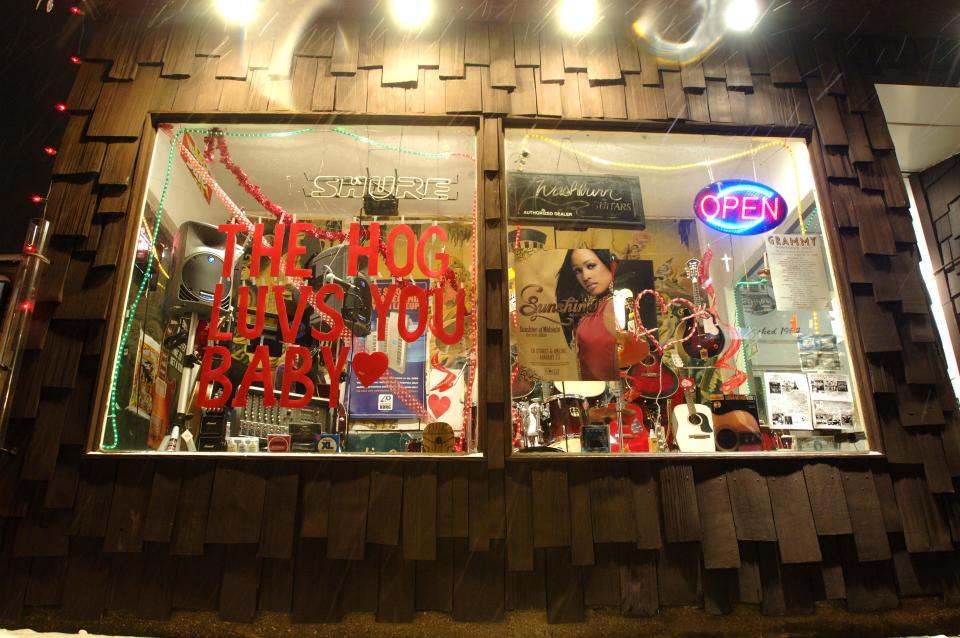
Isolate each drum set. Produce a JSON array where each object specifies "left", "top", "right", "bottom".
[{"left": 512, "top": 376, "right": 648, "bottom": 453}]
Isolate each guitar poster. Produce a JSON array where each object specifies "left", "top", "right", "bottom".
[
  {"left": 765, "top": 234, "right": 831, "bottom": 311},
  {"left": 763, "top": 372, "right": 814, "bottom": 430}
]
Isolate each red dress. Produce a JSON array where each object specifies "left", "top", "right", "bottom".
[{"left": 576, "top": 297, "right": 617, "bottom": 380}]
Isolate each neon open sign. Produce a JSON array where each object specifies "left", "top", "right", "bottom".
[{"left": 693, "top": 180, "right": 788, "bottom": 236}]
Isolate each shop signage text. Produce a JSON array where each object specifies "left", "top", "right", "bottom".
[
  {"left": 507, "top": 172, "right": 645, "bottom": 228},
  {"left": 693, "top": 179, "right": 788, "bottom": 235},
  {"left": 305, "top": 175, "right": 455, "bottom": 200}
]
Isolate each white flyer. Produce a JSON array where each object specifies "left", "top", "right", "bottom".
[
  {"left": 763, "top": 372, "right": 813, "bottom": 430},
  {"left": 808, "top": 372, "right": 855, "bottom": 430},
  {"left": 765, "top": 234, "right": 831, "bottom": 311}
]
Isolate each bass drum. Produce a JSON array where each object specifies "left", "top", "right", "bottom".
[
  {"left": 545, "top": 394, "right": 588, "bottom": 450},
  {"left": 553, "top": 380, "right": 606, "bottom": 399}
]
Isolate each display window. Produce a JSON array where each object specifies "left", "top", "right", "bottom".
[
  {"left": 98, "top": 122, "right": 479, "bottom": 455},
  {"left": 505, "top": 128, "right": 868, "bottom": 455}
]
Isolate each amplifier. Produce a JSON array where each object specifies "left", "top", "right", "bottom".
[{"left": 234, "top": 386, "right": 329, "bottom": 445}]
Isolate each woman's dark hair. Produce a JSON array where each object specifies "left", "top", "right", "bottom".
[{"left": 555, "top": 248, "right": 616, "bottom": 345}]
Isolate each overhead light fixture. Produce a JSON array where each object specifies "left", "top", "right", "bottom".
[
  {"left": 215, "top": 0, "right": 257, "bottom": 26},
  {"left": 390, "top": 0, "right": 432, "bottom": 29},
  {"left": 557, "top": 0, "right": 598, "bottom": 35},
  {"left": 723, "top": 0, "right": 760, "bottom": 32}
]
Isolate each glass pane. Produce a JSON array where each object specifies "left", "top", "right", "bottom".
[
  {"left": 505, "top": 129, "right": 867, "bottom": 455},
  {"left": 100, "top": 123, "right": 478, "bottom": 455}
]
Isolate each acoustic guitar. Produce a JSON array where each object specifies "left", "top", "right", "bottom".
[
  {"left": 622, "top": 352, "right": 680, "bottom": 400},
  {"left": 671, "top": 377, "right": 715, "bottom": 452},
  {"left": 616, "top": 330, "right": 651, "bottom": 368}
]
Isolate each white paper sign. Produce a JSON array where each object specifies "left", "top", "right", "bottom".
[
  {"left": 766, "top": 234, "right": 831, "bottom": 311},
  {"left": 763, "top": 372, "right": 813, "bottom": 430},
  {"left": 808, "top": 372, "right": 855, "bottom": 430}
]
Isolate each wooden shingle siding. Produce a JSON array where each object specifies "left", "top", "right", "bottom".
[{"left": 2, "top": 9, "right": 958, "bottom": 628}]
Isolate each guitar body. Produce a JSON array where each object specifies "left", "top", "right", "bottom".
[
  {"left": 672, "top": 402, "right": 715, "bottom": 452},
  {"left": 681, "top": 308, "right": 726, "bottom": 360},
  {"left": 624, "top": 356, "right": 680, "bottom": 400}
]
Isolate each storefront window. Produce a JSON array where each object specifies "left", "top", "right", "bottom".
[
  {"left": 506, "top": 129, "right": 867, "bottom": 454},
  {"left": 98, "top": 123, "right": 478, "bottom": 455}
]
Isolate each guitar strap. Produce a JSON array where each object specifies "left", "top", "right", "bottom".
[{"left": 699, "top": 248, "right": 748, "bottom": 393}]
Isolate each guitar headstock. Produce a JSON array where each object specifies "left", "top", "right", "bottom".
[{"left": 684, "top": 258, "right": 701, "bottom": 283}]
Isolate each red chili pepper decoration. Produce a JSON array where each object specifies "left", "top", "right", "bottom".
[{"left": 429, "top": 352, "right": 457, "bottom": 392}]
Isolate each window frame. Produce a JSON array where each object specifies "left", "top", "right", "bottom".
[
  {"left": 87, "top": 113, "right": 489, "bottom": 459},
  {"left": 497, "top": 118, "right": 883, "bottom": 459},
  {"left": 85, "top": 113, "right": 883, "bottom": 460}
]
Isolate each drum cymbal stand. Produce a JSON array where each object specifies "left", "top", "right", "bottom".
[{"left": 612, "top": 382, "right": 626, "bottom": 454}]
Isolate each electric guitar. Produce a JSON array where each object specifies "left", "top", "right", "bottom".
[
  {"left": 681, "top": 258, "right": 725, "bottom": 360},
  {"left": 672, "top": 377, "right": 715, "bottom": 452}
]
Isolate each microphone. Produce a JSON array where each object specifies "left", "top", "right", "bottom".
[{"left": 323, "top": 267, "right": 356, "bottom": 289}]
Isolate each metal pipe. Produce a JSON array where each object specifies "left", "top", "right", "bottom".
[{"left": 0, "top": 219, "right": 51, "bottom": 453}]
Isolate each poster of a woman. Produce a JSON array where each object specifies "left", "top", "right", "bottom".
[
  {"left": 511, "top": 245, "right": 655, "bottom": 383},
  {"left": 555, "top": 249, "right": 619, "bottom": 380}
]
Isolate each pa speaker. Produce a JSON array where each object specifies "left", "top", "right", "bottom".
[{"left": 164, "top": 221, "right": 242, "bottom": 318}]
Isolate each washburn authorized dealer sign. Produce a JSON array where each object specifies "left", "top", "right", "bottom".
[{"left": 507, "top": 172, "right": 645, "bottom": 228}]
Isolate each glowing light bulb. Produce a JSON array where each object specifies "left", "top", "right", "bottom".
[
  {"left": 724, "top": 0, "right": 760, "bottom": 32},
  {"left": 55, "top": 103, "right": 67, "bottom": 112},
  {"left": 215, "top": 0, "right": 257, "bottom": 26},
  {"left": 390, "top": 0, "right": 432, "bottom": 29},
  {"left": 69, "top": 6, "right": 81, "bottom": 15},
  {"left": 43, "top": 146, "right": 57, "bottom": 156},
  {"left": 30, "top": 195, "right": 44, "bottom": 204},
  {"left": 69, "top": 56, "right": 81, "bottom": 64},
  {"left": 20, "top": 301, "right": 33, "bottom": 312},
  {"left": 557, "top": 0, "right": 597, "bottom": 35}
]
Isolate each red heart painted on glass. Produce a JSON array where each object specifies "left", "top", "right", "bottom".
[
  {"left": 353, "top": 351, "right": 389, "bottom": 387},
  {"left": 428, "top": 394, "right": 451, "bottom": 418}
]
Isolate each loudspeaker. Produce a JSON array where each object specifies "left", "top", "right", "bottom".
[
  {"left": 306, "top": 245, "right": 372, "bottom": 337},
  {"left": 164, "top": 221, "right": 242, "bottom": 318}
]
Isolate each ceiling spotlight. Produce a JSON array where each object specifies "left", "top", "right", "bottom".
[
  {"left": 724, "top": 0, "right": 760, "bottom": 32},
  {"left": 558, "top": 0, "right": 598, "bottom": 35},
  {"left": 215, "top": 0, "right": 257, "bottom": 26},
  {"left": 390, "top": 0, "right": 432, "bottom": 29}
]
